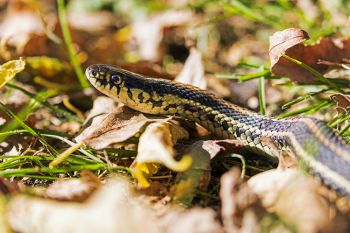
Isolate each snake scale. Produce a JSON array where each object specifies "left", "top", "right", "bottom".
[{"left": 85, "top": 64, "right": 350, "bottom": 197}]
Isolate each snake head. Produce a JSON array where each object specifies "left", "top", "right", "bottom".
[{"left": 85, "top": 64, "right": 125, "bottom": 92}]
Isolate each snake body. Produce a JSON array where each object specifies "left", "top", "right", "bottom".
[{"left": 85, "top": 64, "right": 350, "bottom": 197}]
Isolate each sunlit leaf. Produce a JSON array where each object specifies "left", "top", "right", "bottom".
[
  {"left": 132, "top": 122, "right": 192, "bottom": 188},
  {"left": 0, "top": 58, "right": 25, "bottom": 89}
]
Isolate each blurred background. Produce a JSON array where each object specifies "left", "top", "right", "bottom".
[{"left": 1, "top": 0, "right": 350, "bottom": 114}]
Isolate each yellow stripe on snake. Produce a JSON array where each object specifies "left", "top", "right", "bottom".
[{"left": 85, "top": 64, "right": 350, "bottom": 197}]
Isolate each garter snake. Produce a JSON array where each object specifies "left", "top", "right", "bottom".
[{"left": 85, "top": 64, "right": 350, "bottom": 197}]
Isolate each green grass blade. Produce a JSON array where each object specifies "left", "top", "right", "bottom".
[
  {"left": 6, "top": 83, "right": 80, "bottom": 121},
  {"left": 278, "top": 100, "right": 332, "bottom": 118},
  {"left": 281, "top": 54, "right": 342, "bottom": 93},
  {"left": 0, "top": 102, "right": 58, "bottom": 155},
  {"left": 57, "top": 0, "right": 90, "bottom": 89},
  {"left": 258, "top": 75, "right": 266, "bottom": 115}
]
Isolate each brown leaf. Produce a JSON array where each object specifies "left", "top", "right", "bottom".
[
  {"left": 220, "top": 168, "right": 266, "bottom": 233},
  {"left": 330, "top": 94, "right": 350, "bottom": 112},
  {"left": 269, "top": 28, "right": 350, "bottom": 84},
  {"left": 76, "top": 108, "right": 153, "bottom": 149},
  {"left": 45, "top": 171, "right": 101, "bottom": 202},
  {"left": 269, "top": 28, "right": 309, "bottom": 67},
  {"left": 75, "top": 97, "right": 161, "bottom": 149},
  {"left": 202, "top": 139, "right": 247, "bottom": 159},
  {"left": 248, "top": 169, "right": 350, "bottom": 233}
]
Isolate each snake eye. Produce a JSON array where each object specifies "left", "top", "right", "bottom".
[
  {"left": 111, "top": 75, "right": 122, "bottom": 85},
  {"left": 91, "top": 70, "right": 98, "bottom": 77}
]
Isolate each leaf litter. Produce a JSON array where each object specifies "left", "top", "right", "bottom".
[{"left": 0, "top": 1, "right": 349, "bottom": 233}]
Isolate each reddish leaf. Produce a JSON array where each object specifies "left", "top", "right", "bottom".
[{"left": 269, "top": 28, "right": 350, "bottom": 84}]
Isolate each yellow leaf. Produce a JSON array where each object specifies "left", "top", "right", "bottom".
[
  {"left": 132, "top": 122, "right": 192, "bottom": 188},
  {"left": 0, "top": 58, "right": 25, "bottom": 89}
]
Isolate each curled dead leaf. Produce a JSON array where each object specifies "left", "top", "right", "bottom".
[
  {"left": 269, "top": 28, "right": 350, "bottom": 84},
  {"left": 132, "top": 121, "right": 191, "bottom": 188},
  {"left": 269, "top": 28, "right": 309, "bottom": 67}
]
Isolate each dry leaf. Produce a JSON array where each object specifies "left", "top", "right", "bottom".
[
  {"left": 7, "top": 177, "right": 161, "bottom": 233},
  {"left": 202, "top": 139, "right": 247, "bottom": 159},
  {"left": 330, "top": 94, "right": 350, "bottom": 113},
  {"left": 175, "top": 48, "right": 207, "bottom": 89},
  {"left": 248, "top": 169, "right": 350, "bottom": 233},
  {"left": 0, "top": 58, "right": 25, "bottom": 88},
  {"left": 75, "top": 101, "right": 159, "bottom": 149},
  {"left": 269, "top": 28, "right": 350, "bottom": 84},
  {"left": 45, "top": 172, "right": 101, "bottom": 202},
  {"left": 220, "top": 168, "right": 266, "bottom": 233},
  {"left": 132, "top": 121, "right": 191, "bottom": 188}
]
